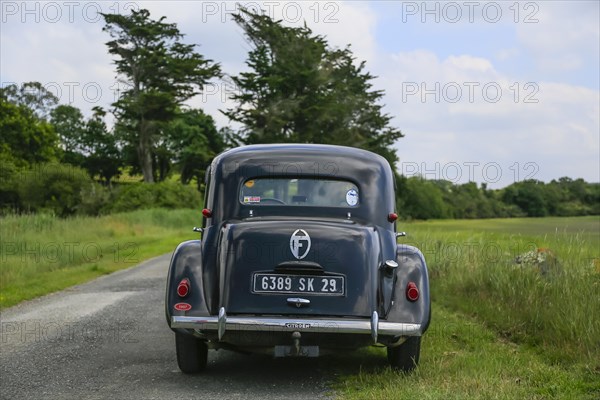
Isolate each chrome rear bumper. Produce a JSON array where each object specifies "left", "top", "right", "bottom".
[{"left": 171, "top": 308, "right": 422, "bottom": 343}]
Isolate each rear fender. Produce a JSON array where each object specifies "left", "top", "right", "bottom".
[
  {"left": 385, "top": 244, "right": 431, "bottom": 334},
  {"left": 165, "top": 240, "right": 210, "bottom": 329}
]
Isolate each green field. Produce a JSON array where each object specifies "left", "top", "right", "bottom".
[
  {"left": 400, "top": 216, "right": 599, "bottom": 365},
  {"left": 1, "top": 212, "right": 598, "bottom": 397},
  {"left": 332, "top": 216, "right": 599, "bottom": 399},
  {"left": 0, "top": 209, "right": 200, "bottom": 308},
  {"left": 330, "top": 302, "right": 599, "bottom": 399}
]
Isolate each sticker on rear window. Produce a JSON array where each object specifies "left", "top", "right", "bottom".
[
  {"left": 243, "top": 196, "right": 261, "bottom": 203},
  {"left": 346, "top": 189, "right": 358, "bottom": 206}
]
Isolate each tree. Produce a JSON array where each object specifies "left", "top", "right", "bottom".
[
  {"left": 50, "top": 105, "right": 86, "bottom": 166},
  {"left": 223, "top": 8, "right": 402, "bottom": 164},
  {"left": 153, "top": 136, "right": 173, "bottom": 183},
  {"left": 49, "top": 105, "right": 123, "bottom": 185},
  {"left": 17, "top": 163, "right": 96, "bottom": 217},
  {"left": 0, "top": 95, "right": 59, "bottom": 165},
  {"left": 1, "top": 82, "right": 59, "bottom": 119},
  {"left": 398, "top": 177, "right": 448, "bottom": 220},
  {"left": 101, "top": 9, "right": 221, "bottom": 182},
  {"left": 81, "top": 107, "right": 123, "bottom": 185},
  {"left": 0, "top": 153, "right": 20, "bottom": 212},
  {"left": 165, "top": 108, "right": 225, "bottom": 190},
  {"left": 502, "top": 180, "right": 549, "bottom": 217}
]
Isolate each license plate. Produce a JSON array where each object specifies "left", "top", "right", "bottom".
[{"left": 253, "top": 274, "right": 344, "bottom": 295}]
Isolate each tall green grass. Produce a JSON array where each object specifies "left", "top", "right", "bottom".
[
  {"left": 399, "top": 216, "right": 600, "bottom": 366},
  {"left": 0, "top": 209, "right": 202, "bottom": 308},
  {"left": 332, "top": 304, "right": 599, "bottom": 399}
]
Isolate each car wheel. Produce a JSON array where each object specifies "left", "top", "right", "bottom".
[
  {"left": 175, "top": 332, "right": 208, "bottom": 374},
  {"left": 387, "top": 336, "right": 421, "bottom": 372}
]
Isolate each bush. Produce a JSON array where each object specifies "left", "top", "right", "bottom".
[
  {"left": 399, "top": 177, "right": 448, "bottom": 220},
  {"left": 9, "top": 162, "right": 200, "bottom": 217},
  {"left": 0, "top": 154, "right": 21, "bottom": 214},
  {"left": 107, "top": 181, "right": 201, "bottom": 213},
  {"left": 78, "top": 182, "right": 110, "bottom": 216},
  {"left": 17, "top": 163, "right": 99, "bottom": 217}
]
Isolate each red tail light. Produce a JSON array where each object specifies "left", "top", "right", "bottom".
[
  {"left": 388, "top": 212, "right": 398, "bottom": 222},
  {"left": 202, "top": 208, "right": 212, "bottom": 218},
  {"left": 177, "top": 278, "right": 190, "bottom": 298},
  {"left": 406, "top": 282, "right": 419, "bottom": 302}
]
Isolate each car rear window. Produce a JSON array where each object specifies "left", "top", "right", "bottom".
[{"left": 239, "top": 178, "right": 359, "bottom": 207}]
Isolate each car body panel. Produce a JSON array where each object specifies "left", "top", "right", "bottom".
[{"left": 218, "top": 219, "right": 379, "bottom": 317}]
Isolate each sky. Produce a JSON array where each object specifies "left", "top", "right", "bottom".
[{"left": 1, "top": 0, "right": 599, "bottom": 188}]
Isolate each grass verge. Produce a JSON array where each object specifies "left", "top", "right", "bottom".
[
  {"left": 399, "top": 216, "right": 600, "bottom": 367},
  {"left": 0, "top": 208, "right": 201, "bottom": 309},
  {"left": 331, "top": 302, "right": 599, "bottom": 399}
]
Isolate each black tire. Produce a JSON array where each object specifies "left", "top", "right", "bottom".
[
  {"left": 175, "top": 332, "right": 208, "bottom": 374},
  {"left": 387, "top": 336, "right": 421, "bottom": 373}
]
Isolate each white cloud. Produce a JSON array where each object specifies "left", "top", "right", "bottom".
[
  {"left": 516, "top": 1, "right": 599, "bottom": 72},
  {"left": 310, "top": 1, "right": 377, "bottom": 63},
  {"left": 1, "top": 19, "right": 115, "bottom": 115},
  {"left": 378, "top": 49, "right": 599, "bottom": 186},
  {"left": 444, "top": 55, "right": 494, "bottom": 73},
  {"left": 495, "top": 48, "right": 519, "bottom": 61}
]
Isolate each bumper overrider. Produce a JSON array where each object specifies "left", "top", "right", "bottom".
[{"left": 171, "top": 307, "right": 422, "bottom": 344}]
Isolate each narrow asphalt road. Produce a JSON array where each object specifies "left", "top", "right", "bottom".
[{"left": 0, "top": 254, "right": 341, "bottom": 399}]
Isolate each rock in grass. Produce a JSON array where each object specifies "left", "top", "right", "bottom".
[{"left": 514, "top": 248, "right": 561, "bottom": 276}]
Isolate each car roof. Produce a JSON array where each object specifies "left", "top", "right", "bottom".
[
  {"left": 212, "top": 144, "right": 391, "bottom": 180},
  {"left": 207, "top": 144, "right": 397, "bottom": 228}
]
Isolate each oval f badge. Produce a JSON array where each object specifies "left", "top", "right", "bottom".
[{"left": 290, "top": 229, "right": 311, "bottom": 260}]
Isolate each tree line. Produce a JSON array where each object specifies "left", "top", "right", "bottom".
[
  {"left": 396, "top": 177, "right": 599, "bottom": 220},
  {"left": 1, "top": 8, "right": 597, "bottom": 218}
]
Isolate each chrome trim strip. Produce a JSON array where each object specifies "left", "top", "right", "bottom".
[
  {"left": 217, "top": 307, "right": 226, "bottom": 340},
  {"left": 370, "top": 311, "right": 379, "bottom": 343},
  {"left": 171, "top": 315, "right": 421, "bottom": 337}
]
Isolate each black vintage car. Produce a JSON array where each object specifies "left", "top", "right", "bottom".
[{"left": 165, "top": 144, "right": 431, "bottom": 373}]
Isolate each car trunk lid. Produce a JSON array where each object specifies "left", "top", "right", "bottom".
[{"left": 218, "top": 219, "right": 380, "bottom": 317}]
